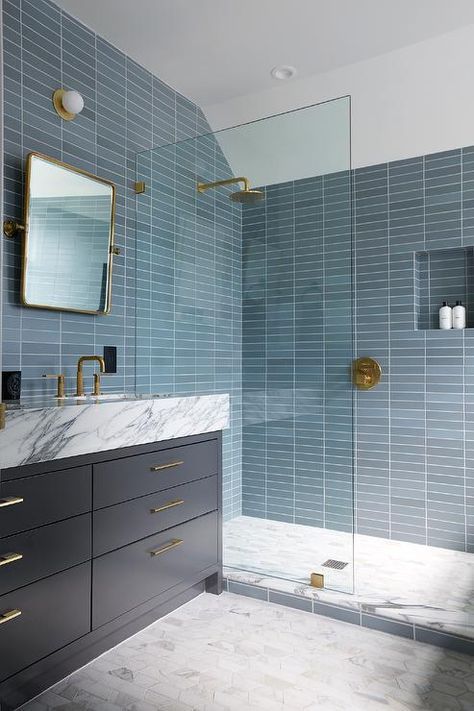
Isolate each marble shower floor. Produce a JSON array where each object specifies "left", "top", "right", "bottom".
[
  {"left": 224, "top": 516, "right": 474, "bottom": 640},
  {"left": 21, "top": 592, "right": 474, "bottom": 711}
]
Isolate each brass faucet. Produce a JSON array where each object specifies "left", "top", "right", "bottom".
[
  {"left": 42, "top": 373, "right": 66, "bottom": 398},
  {"left": 76, "top": 356, "right": 106, "bottom": 397}
]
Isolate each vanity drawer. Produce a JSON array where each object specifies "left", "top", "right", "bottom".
[
  {"left": 0, "top": 466, "right": 91, "bottom": 539},
  {"left": 0, "top": 563, "right": 91, "bottom": 682},
  {"left": 93, "top": 476, "right": 218, "bottom": 556},
  {"left": 94, "top": 438, "right": 218, "bottom": 508},
  {"left": 93, "top": 511, "right": 217, "bottom": 628},
  {"left": 0, "top": 515, "right": 91, "bottom": 597}
]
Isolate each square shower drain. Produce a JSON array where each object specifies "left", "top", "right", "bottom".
[{"left": 322, "top": 559, "right": 349, "bottom": 570}]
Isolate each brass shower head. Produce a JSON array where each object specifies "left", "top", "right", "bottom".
[{"left": 197, "top": 176, "right": 264, "bottom": 205}]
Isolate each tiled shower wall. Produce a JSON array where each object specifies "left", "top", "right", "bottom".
[
  {"left": 355, "top": 148, "right": 474, "bottom": 551},
  {"left": 241, "top": 175, "right": 353, "bottom": 532},
  {"left": 242, "top": 147, "right": 474, "bottom": 552},
  {"left": 135, "top": 137, "right": 242, "bottom": 518},
  {"left": 1, "top": 0, "right": 242, "bottom": 518}
]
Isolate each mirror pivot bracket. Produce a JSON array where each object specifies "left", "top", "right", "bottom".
[{"left": 3, "top": 220, "right": 24, "bottom": 238}]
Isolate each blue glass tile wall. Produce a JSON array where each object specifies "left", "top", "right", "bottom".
[
  {"left": 354, "top": 148, "right": 474, "bottom": 552},
  {"left": 242, "top": 147, "right": 474, "bottom": 552},
  {"left": 2, "top": 0, "right": 216, "bottom": 398},
  {"left": 241, "top": 174, "right": 354, "bottom": 532},
  {"left": 2, "top": 0, "right": 241, "bottom": 520},
  {"left": 135, "top": 138, "right": 242, "bottom": 520}
]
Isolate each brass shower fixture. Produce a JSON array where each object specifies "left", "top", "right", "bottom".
[{"left": 197, "top": 176, "right": 264, "bottom": 204}]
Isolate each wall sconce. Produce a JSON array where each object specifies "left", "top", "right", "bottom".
[{"left": 52, "top": 88, "right": 84, "bottom": 121}]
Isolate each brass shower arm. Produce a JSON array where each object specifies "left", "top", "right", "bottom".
[{"left": 197, "top": 176, "right": 250, "bottom": 193}]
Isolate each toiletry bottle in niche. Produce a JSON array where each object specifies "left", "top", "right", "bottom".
[
  {"left": 453, "top": 300, "right": 466, "bottom": 329},
  {"left": 439, "top": 301, "right": 453, "bottom": 329}
]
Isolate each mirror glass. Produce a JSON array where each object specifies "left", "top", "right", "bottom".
[{"left": 22, "top": 153, "right": 116, "bottom": 314}]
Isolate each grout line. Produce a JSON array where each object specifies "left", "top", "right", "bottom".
[
  {"left": 423, "top": 155, "right": 428, "bottom": 547},
  {"left": 292, "top": 179, "right": 296, "bottom": 523},
  {"left": 461, "top": 148, "right": 468, "bottom": 552},
  {"left": 387, "top": 163, "right": 392, "bottom": 540},
  {"left": 322, "top": 174, "right": 326, "bottom": 530}
]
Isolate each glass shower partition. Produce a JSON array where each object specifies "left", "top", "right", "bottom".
[{"left": 135, "top": 96, "right": 354, "bottom": 593}]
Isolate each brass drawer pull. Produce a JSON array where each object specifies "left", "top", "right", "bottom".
[
  {"left": 0, "top": 552, "right": 23, "bottom": 567},
  {"left": 150, "top": 499, "right": 185, "bottom": 514},
  {"left": 0, "top": 496, "right": 24, "bottom": 508},
  {"left": 0, "top": 609, "right": 21, "bottom": 625},
  {"left": 150, "top": 460, "right": 184, "bottom": 472},
  {"left": 150, "top": 538, "right": 183, "bottom": 557}
]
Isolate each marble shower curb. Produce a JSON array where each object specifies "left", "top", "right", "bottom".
[{"left": 223, "top": 577, "right": 474, "bottom": 656}]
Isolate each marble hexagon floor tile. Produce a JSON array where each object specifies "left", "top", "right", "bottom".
[{"left": 21, "top": 592, "right": 474, "bottom": 711}]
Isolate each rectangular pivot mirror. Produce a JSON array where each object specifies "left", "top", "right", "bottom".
[{"left": 22, "top": 152, "right": 116, "bottom": 315}]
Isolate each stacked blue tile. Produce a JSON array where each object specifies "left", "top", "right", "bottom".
[
  {"left": 265, "top": 181, "right": 295, "bottom": 523},
  {"left": 242, "top": 194, "right": 267, "bottom": 518},
  {"left": 2, "top": 0, "right": 219, "bottom": 401},
  {"left": 238, "top": 145, "right": 474, "bottom": 547},
  {"left": 241, "top": 173, "right": 354, "bottom": 531},
  {"left": 388, "top": 160, "right": 426, "bottom": 545},
  {"left": 136, "top": 132, "right": 242, "bottom": 520},
  {"left": 294, "top": 177, "right": 324, "bottom": 527},
  {"left": 464, "top": 148, "right": 474, "bottom": 552},
  {"left": 323, "top": 171, "right": 353, "bottom": 532},
  {"left": 353, "top": 147, "right": 474, "bottom": 551},
  {"left": 3, "top": 0, "right": 242, "bottom": 520},
  {"left": 354, "top": 163, "right": 390, "bottom": 539},
  {"left": 424, "top": 151, "right": 465, "bottom": 551}
]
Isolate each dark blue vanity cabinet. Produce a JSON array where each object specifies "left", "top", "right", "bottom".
[{"left": 0, "top": 432, "right": 222, "bottom": 710}]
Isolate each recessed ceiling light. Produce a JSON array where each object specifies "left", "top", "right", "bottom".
[{"left": 271, "top": 65, "right": 297, "bottom": 81}]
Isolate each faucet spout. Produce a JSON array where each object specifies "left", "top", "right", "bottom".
[{"left": 76, "top": 356, "right": 106, "bottom": 397}]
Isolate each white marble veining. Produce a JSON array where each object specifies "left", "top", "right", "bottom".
[
  {"left": 21, "top": 592, "right": 474, "bottom": 711},
  {"left": 224, "top": 516, "right": 474, "bottom": 640},
  {"left": 0, "top": 393, "right": 230, "bottom": 470}
]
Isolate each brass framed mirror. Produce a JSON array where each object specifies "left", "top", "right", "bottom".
[{"left": 17, "top": 152, "right": 117, "bottom": 315}]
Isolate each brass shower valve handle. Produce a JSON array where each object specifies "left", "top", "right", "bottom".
[{"left": 352, "top": 357, "right": 382, "bottom": 390}]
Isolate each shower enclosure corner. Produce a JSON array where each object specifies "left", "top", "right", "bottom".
[{"left": 135, "top": 95, "right": 354, "bottom": 594}]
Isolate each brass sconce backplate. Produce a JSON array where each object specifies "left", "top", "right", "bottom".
[
  {"left": 52, "top": 89, "right": 75, "bottom": 121},
  {"left": 352, "top": 357, "right": 382, "bottom": 390}
]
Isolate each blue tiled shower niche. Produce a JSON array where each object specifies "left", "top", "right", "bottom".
[{"left": 415, "top": 246, "right": 474, "bottom": 330}]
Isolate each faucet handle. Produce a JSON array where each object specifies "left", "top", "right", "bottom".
[
  {"left": 42, "top": 374, "right": 65, "bottom": 399},
  {"left": 93, "top": 373, "right": 101, "bottom": 397}
]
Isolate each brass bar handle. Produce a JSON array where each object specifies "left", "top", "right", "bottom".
[
  {"left": 0, "top": 496, "right": 24, "bottom": 508},
  {"left": 0, "top": 609, "right": 21, "bottom": 625},
  {"left": 150, "top": 499, "right": 184, "bottom": 514},
  {"left": 150, "top": 460, "right": 184, "bottom": 472},
  {"left": 150, "top": 538, "right": 183, "bottom": 557},
  {"left": 0, "top": 553, "right": 23, "bottom": 567}
]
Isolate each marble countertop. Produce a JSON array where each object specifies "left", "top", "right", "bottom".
[
  {"left": 0, "top": 392, "right": 230, "bottom": 471},
  {"left": 3, "top": 392, "right": 175, "bottom": 411}
]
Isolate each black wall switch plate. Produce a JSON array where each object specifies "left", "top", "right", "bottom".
[{"left": 103, "top": 347, "right": 117, "bottom": 374}]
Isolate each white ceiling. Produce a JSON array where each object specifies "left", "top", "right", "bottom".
[{"left": 55, "top": 0, "right": 474, "bottom": 109}]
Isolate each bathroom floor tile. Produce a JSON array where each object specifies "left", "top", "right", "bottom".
[{"left": 21, "top": 591, "right": 474, "bottom": 711}]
